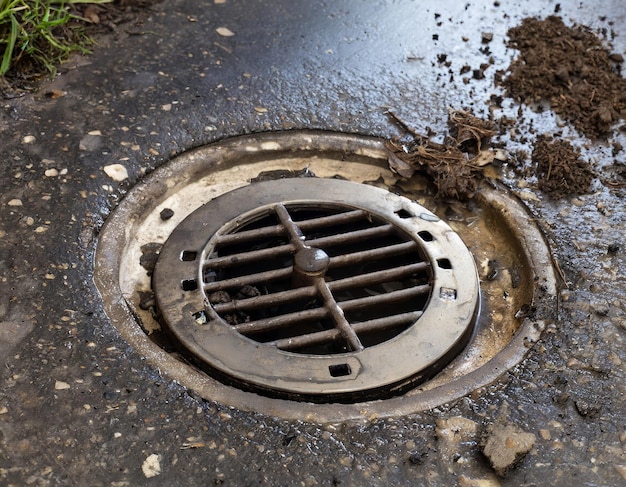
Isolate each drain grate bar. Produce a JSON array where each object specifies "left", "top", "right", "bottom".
[
  {"left": 203, "top": 267, "right": 293, "bottom": 292},
  {"left": 271, "top": 328, "right": 343, "bottom": 350},
  {"left": 315, "top": 277, "right": 364, "bottom": 351},
  {"left": 203, "top": 244, "right": 297, "bottom": 269},
  {"left": 351, "top": 310, "right": 424, "bottom": 334},
  {"left": 296, "top": 209, "right": 368, "bottom": 230},
  {"left": 215, "top": 209, "right": 368, "bottom": 246},
  {"left": 234, "top": 308, "right": 329, "bottom": 334},
  {"left": 212, "top": 285, "right": 318, "bottom": 313},
  {"left": 269, "top": 310, "right": 424, "bottom": 351},
  {"left": 339, "top": 284, "right": 431, "bottom": 311},
  {"left": 328, "top": 241, "right": 419, "bottom": 268},
  {"left": 327, "top": 262, "right": 429, "bottom": 292},
  {"left": 306, "top": 224, "right": 396, "bottom": 249},
  {"left": 275, "top": 204, "right": 306, "bottom": 246}
]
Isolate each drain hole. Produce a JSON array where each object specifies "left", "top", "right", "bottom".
[
  {"left": 437, "top": 258, "right": 452, "bottom": 269},
  {"left": 181, "top": 250, "right": 198, "bottom": 262},
  {"left": 395, "top": 208, "right": 414, "bottom": 219},
  {"left": 329, "top": 363, "right": 352, "bottom": 377},
  {"left": 418, "top": 231, "right": 434, "bottom": 242},
  {"left": 181, "top": 279, "right": 198, "bottom": 291}
]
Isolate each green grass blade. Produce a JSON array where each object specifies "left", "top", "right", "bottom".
[
  {"left": 51, "top": 0, "right": 113, "bottom": 3},
  {"left": 0, "top": 12, "right": 19, "bottom": 75}
]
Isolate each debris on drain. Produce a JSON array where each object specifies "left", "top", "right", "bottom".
[
  {"left": 251, "top": 167, "right": 316, "bottom": 182},
  {"left": 532, "top": 135, "right": 594, "bottom": 198},
  {"left": 138, "top": 290, "right": 156, "bottom": 311},
  {"left": 386, "top": 109, "right": 497, "bottom": 199},
  {"left": 160, "top": 208, "right": 175, "bottom": 220},
  {"left": 481, "top": 420, "right": 536, "bottom": 477},
  {"left": 139, "top": 242, "right": 163, "bottom": 274},
  {"left": 499, "top": 16, "right": 626, "bottom": 139}
]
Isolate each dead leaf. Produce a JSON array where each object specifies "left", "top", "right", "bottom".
[
  {"left": 387, "top": 149, "right": 415, "bottom": 178},
  {"left": 470, "top": 150, "right": 496, "bottom": 167}
]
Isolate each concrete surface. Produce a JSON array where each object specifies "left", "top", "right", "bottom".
[{"left": 1, "top": 0, "right": 625, "bottom": 485}]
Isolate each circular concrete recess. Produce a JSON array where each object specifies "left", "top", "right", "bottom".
[{"left": 94, "top": 131, "right": 557, "bottom": 423}]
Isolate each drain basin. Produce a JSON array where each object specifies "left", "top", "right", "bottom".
[
  {"left": 154, "top": 179, "right": 479, "bottom": 401},
  {"left": 94, "top": 131, "right": 557, "bottom": 422}
]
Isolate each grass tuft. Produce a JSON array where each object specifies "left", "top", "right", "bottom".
[{"left": 0, "top": 0, "right": 112, "bottom": 77}]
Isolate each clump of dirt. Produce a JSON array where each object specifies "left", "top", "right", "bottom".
[
  {"left": 500, "top": 16, "right": 626, "bottom": 139},
  {"left": 532, "top": 135, "right": 595, "bottom": 198},
  {"left": 386, "top": 109, "right": 497, "bottom": 200}
]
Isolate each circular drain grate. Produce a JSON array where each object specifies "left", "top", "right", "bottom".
[{"left": 153, "top": 178, "right": 479, "bottom": 401}]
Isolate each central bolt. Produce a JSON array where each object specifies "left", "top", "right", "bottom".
[{"left": 294, "top": 247, "right": 330, "bottom": 276}]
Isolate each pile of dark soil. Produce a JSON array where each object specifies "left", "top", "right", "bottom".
[
  {"left": 532, "top": 135, "right": 594, "bottom": 198},
  {"left": 386, "top": 110, "right": 496, "bottom": 200},
  {"left": 500, "top": 16, "right": 626, "bottom": 139}
]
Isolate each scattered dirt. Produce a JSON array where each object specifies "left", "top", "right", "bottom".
[
  {"left": 386, "top": 109, "right": 497, "bottom": 200},
  {"left": 417, "top": 16, "right": 617, "bottom": 200},
  {"left": 532, "top": 135, "right": 595, "bottom": 198},
  {"left": 500, "top": 16, "right": 626, "bottom": 139}
]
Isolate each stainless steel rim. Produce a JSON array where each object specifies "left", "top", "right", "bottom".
[{"left": 153, "top": 179, "right": 480, "bottom": 401}]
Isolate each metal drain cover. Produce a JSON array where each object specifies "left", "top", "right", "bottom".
[{"left": 153, "top": 178, "right": 479, "bottom": 401}]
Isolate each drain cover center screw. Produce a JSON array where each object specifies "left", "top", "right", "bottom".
[{"left": 294, "top": 247, "right": 330, "bottom": 275}]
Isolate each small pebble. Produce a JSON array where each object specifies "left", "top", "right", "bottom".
[
  {"left": 142, "top": 454, "right": 161, "bottom": 478},
  {"left": 216, "top": 27, "right": 235, "bottom": 37},
  {"left": 54, "top": 380, "right": 70, "bottom": 390},
  {"left": 160, "top": 208, "right": 175, "bottom": 220},
  {"left": 482, "top": 32, "right": 494, "bottom": 43},
  {"left": 103, "top": 164, "right": 129, "bottom": 182}
]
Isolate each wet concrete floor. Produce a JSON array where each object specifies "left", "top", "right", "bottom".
[{"left": 1, "top": 0, "right": 625, "bottom": 484}]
